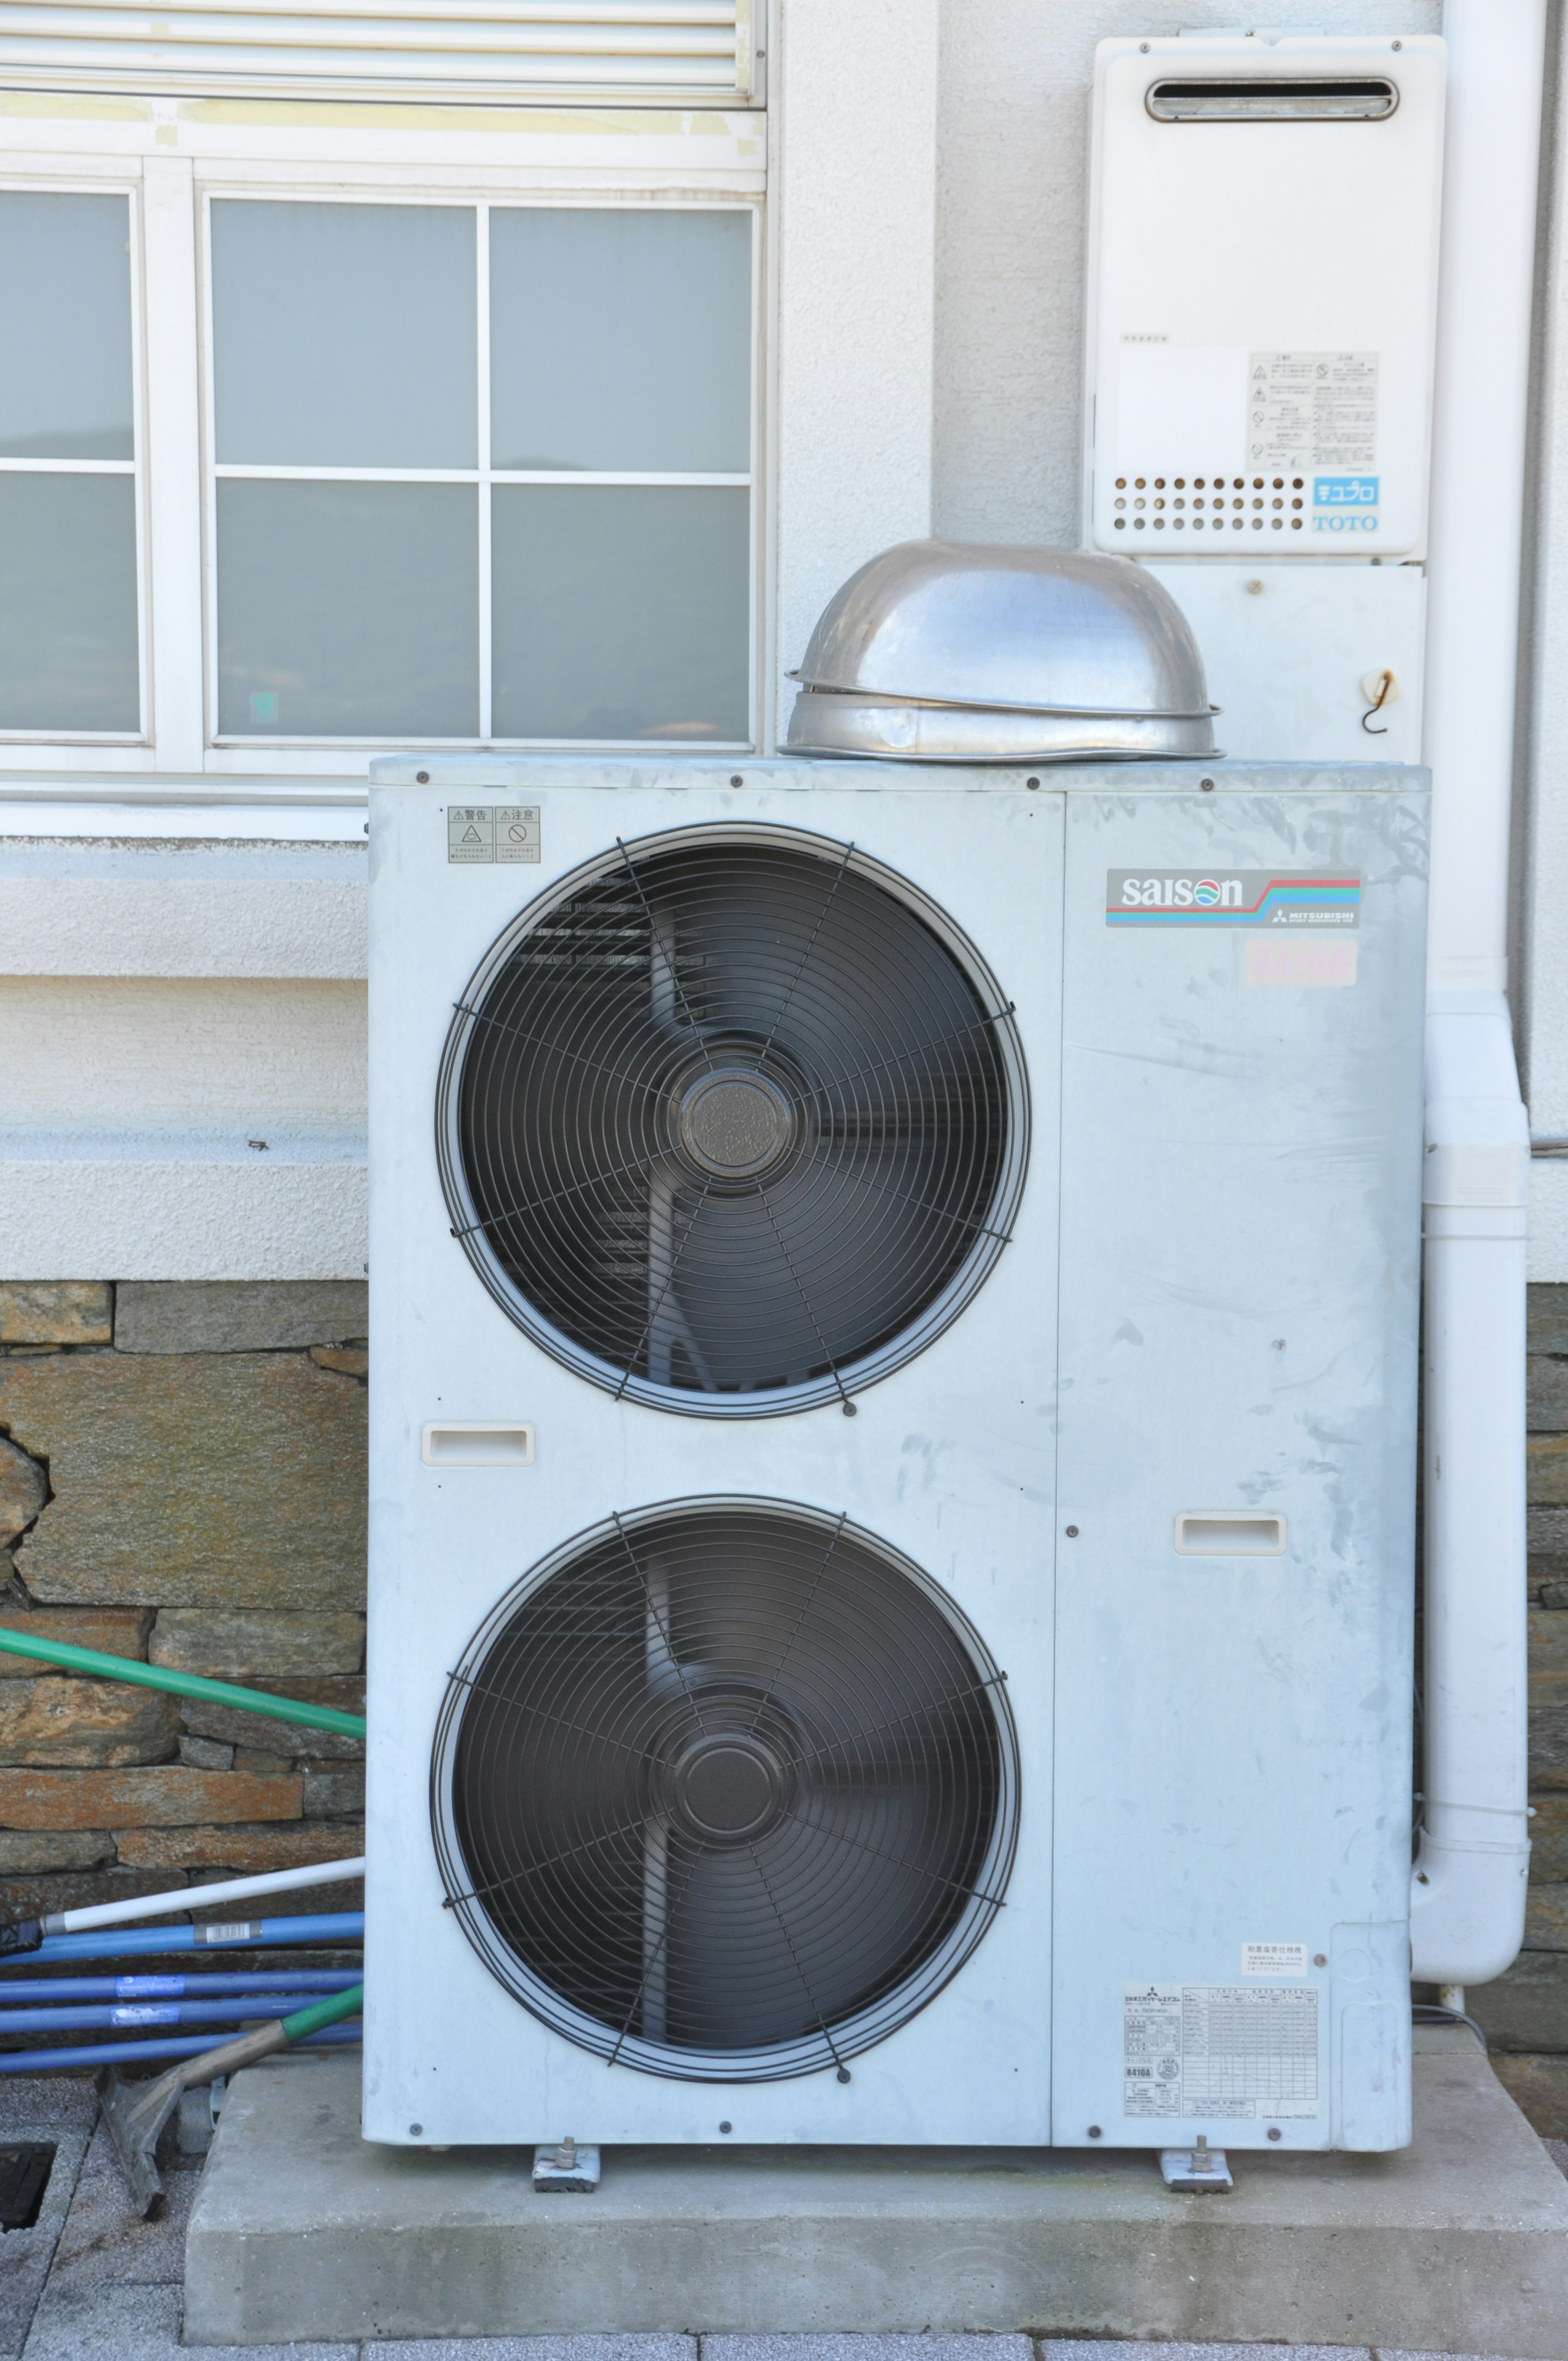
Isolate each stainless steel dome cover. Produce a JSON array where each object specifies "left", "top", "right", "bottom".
[{"left": 791, "top": 539, "right": 1213, "bottom": 720}]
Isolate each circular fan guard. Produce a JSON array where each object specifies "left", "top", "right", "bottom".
[
  {"left": 431, "top": 1499, "right": 1018, "bottom": 2081},
  {"left": 436, "top": 826, "right": 1028, "bottom": 1414}
]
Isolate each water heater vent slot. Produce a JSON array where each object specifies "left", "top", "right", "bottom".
[{"left": 1146, "top": 78, "right": 1398, "bottom": 123}]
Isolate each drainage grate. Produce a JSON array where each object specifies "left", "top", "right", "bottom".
[{"left": 0, "top": 2144, "right": 53, "bottom": 2232}]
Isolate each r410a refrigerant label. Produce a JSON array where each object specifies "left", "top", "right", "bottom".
[
  {"left": 1124, "top": 1983, "right": 1319, "bottom": 2120},
  {"left": 448, "top": 806, "right": 541, "bottom": 864},
  {"left": 1106, "top": 871, "right": 1359, "bottom": 927}
]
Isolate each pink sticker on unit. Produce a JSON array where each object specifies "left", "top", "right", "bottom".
[{"left": 1245, "top": 936, "right": 1358, "bottom": 987}]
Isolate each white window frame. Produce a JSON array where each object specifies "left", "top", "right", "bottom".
[
  {"left": 198, "top": 184, "right": 760, "bottom": 754},
  {"left": 0, "top": 163, "right": 150, "bottom": 747},
  {"left": 0, "top": 109, "right": 767, "bottom": 780}
]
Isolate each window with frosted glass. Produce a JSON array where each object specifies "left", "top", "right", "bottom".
[
  {"left": 0, "top": 192, "right": 140, "bottom": 733},
  {"left": 211, "top": 200, "right": 753, "bottom": 744}
]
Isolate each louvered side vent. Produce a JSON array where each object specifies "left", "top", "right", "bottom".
[{"left": 0, "top": 0, "right": 752, "bottom": 104}]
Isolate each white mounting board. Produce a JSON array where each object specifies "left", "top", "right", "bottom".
[
  {"left": 1085, "top": 34, "right": 1446, "bottom": 560},
  {"left": 1142, "top": 561, "right": 1425, "bottom": 763}
]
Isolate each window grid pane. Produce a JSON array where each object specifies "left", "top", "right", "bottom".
[
  {"left": 0, "top": 187, "right": 142, "bottom": 739},
  {"left": 209, "top": 196, "right": 754, "bottom": 748}
]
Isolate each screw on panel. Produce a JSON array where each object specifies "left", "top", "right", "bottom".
[
  {"left": 416, "top": 771, "right": 430, "bottom": 783},
  {"left": 1065, "top": 1525, "right": 1079, "bottom": 1537},
  {"left": 1267, "top": 2126, "right": 1282, "bottom": 2140},
  {"left": 731, "top": 774, "right": 743, "bottom": 785},
  {"left": 1088, "top": 2124, "right": 1102, "bottom": 2137}
]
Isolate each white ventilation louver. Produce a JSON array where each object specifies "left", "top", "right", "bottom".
[{"left": 0, "top": 0, "right": 753, "bottom": 104}]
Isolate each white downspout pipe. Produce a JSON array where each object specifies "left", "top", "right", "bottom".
[{"left": 1409, "top": 0, "right": 1544, "bottom": 1989}]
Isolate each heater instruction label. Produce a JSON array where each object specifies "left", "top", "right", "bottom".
[
  {"left": 1249, "top": 350, "right": 1377, "bottom": 474},
  {"left": 1124, "top": 1983, "right": 1319, "bottom": 2120},
  {"left": 448, "top": 806, "right": 541, "bottom": 864}
]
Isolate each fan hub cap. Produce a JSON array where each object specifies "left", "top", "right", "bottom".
[
  {"left": 675, "top": 1068, "right": 797, "bottom": 1183},
  {"left": 668, "top": 1731, "right": 793, "bottom": 1846}
]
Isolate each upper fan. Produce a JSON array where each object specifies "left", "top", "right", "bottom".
[
  {"left": 436, "top": 826, "right": 1029, "bottom": 1413},
  {"left": 430, "top": 1497, "right": 1019, "bottom": 2081}
]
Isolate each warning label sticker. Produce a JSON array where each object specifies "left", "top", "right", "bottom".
[
  {"left": 1124, "top": 1984, "right": 1319, "bottom": 2120},
  {"left": 448, "top": 806, "right": 541, "bottom": 865},
  {"left": 1248, "top": 351, "right": 1377, "bottom": 474}
]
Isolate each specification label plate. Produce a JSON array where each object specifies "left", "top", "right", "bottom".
[{"left": 1124, "top": 1983, "right": 1319, "bottom": 2120}]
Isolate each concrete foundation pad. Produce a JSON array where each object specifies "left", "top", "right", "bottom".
[{"left": 185, "top": 2031, "right": 1568, "bottom": 2353}]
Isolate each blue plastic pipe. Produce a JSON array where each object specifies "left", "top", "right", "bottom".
[
  {"left": 0, "top": 2021, "right": 361, "bottom": 2074},
  {"left": 0, "top": 1996, "right": 338, "bottom": 2033},
  {"left": 0, "top": 1971, "right": 361, "bottom": 2004},
  {"left": 0, "top": 1912, "right": 363, "bottom": 1967}
]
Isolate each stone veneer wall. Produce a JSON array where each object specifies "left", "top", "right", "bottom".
[
  {"left": 0, "top": 1281, "right": 365, "bottom": 1929},
  {"left": 1465, "top": 1283, "right": 1568, "bottom": 2132}
]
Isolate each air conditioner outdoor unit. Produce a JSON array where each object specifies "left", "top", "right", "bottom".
[{"left": 364, "top": 755, "right": 1425, "bottom": 2153}]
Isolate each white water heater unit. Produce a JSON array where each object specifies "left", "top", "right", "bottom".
[
  {"left": 364, "top": 754, "right": 1425, "bottom": 2154},
  {"left": 1086, "top": 31, "right": 1446, "bottom": 763}
]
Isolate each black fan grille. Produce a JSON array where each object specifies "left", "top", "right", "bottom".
[
  {"left": 436, "top": 827, "right": 1027, "bottom": 1414},
  {"left": 431, "top": 1499, "right": 1018, "bottom": 2080}
]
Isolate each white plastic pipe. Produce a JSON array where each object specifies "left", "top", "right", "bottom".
[
  {"left": 38, "top": 1857, "right": 366, "bottom": 1940},
  {"left": 1408, "top": 0, "right": 1544, "bottom": 1986}
]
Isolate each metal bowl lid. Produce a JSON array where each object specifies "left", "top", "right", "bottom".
[{"left": 792, "top": 540, "right": 1212, "bottom": 720}]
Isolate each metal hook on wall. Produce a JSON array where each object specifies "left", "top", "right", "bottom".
[{"left": 1361, "top": 668, "right": 1396, "bottom": 735}]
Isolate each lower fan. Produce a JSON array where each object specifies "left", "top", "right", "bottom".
[{"left": 430, "top": 1497, "right": 1019, "bottom": 2082}]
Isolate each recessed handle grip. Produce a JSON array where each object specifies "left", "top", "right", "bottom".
[
  {"left": 421, "top": 1422, "right": 535, "bottom": 1468},
  {"left": 1174, "top": 1511, "right": 1286, "bottom": 1556}
]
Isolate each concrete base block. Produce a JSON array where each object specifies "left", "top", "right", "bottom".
[{"left": 185, "top": 2031, "right": 1568, "bottom": 2353}]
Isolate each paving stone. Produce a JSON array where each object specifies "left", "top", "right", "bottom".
[
  {"left": 366, "top": 2344, "right": 695, "bottom": 2360},
  {"left": 0, "top": 1767, "right": 301, "bottom": 1830},
  {"left": 46, "top": 2120, "right": 198, "bottom": 2293},
  {"left": 0, "top": 1610, "right": 151, "bottom": 1679},
  {"left": 0, "top": 2076, "right": 96, "bottom": 2360},
  {"left": 149, "top": 1610, "right": 364, "bottom": 1679},
  {"left": 114, "top": 1280, "right": 368, "bottom": 1355},
  {"left": 710, "top": 2345, "right": 1034, "bottom": 2361},
  {"left": 0, "top": 1352, "right": 365, "bottom": 1609},
  {"left": 177, "top": 1736, "right": 233, "bottom": 1771},
  {"left": 310, "top": 1346, "right": 368, "bottom": 1377},
  {"left": 0, "top": 1831, "right": 113, "bottom": 1873},
  {"left": 181, "top": 1677, "right": 365, "bottom": 1761},
  {"left": 1548, "top": 2138, "right": 1568, "bottom": 2179},
  {"left": 116, "top": 1820, "right": 363, "bottom": 1873},
  {"left": 1044, "top": 2350, "right": 1365, "bottom": 2361},
  {"left": 304, "top": 1766, "right": 365, "bottom": 1818},
  {"left": 0, "top": 1679, "right": 179, "bottom": 1770},
  {"left": 1492, "top": 2054, "right": 1568, "bottom": 2138},
  {"left": 0, "top": 1446, "right": 45, "bottom": 1552},
  {"left": 0, "top": 1287, "right": 111, "bottom": 1348},
  {"left": 20, "top": 2280, "right": 357, "bottom": 2359}
]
